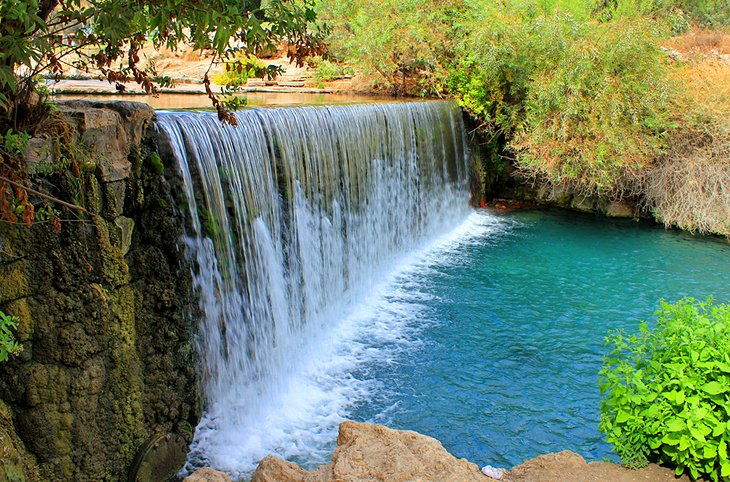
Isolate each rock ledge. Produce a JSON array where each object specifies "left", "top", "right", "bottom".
[{"left": 252, "top": 421, "right": 487, "bottom": 482}]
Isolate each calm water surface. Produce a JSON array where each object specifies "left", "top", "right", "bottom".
[{"left": 348, "top": 208, "right": 730, "bottom": 469}]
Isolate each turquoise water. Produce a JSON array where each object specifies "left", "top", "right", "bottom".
[{"left": 349, "top": 208, "right": 730, "bottom": 469}]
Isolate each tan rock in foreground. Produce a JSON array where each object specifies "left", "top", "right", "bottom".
[
  {"left": 252, "top": 455, "right": 332, "bottom": 482},
  {"left": 184, "top": 467, "right": 233, "bottom": 482},
  {"left": 252, "top": 421, "right": 487, "bottom": 481},
  {"left": 331, "top": 421, "right": 486, "bottom": 481},
  {"left": 504, "top": 450, "right": 695, "bottom": 482}
]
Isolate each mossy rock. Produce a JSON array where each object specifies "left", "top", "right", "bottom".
[{"left": 0, "top": 400, "right": 40, "bottom": 482}]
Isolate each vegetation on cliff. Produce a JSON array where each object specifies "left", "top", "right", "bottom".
[
  {"left": 0, "top": 309, "right": 21, "bottom": 362},
  {"left": 318, "top": 0, "right": 730, "bottom": 236}
]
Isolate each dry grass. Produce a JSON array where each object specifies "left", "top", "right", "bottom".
[
  {"left": 645, "top": 153, "right": 730, "bottom": 236},
  {"left": 644, "top": 59, "right": 730, "bottom": 237},
  {"left": 668, "top": 29, "right": 730, "bottom": 56}
]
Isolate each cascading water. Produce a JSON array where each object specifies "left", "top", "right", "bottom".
[{"left": 156, "top": 101, "right": 471, "bottom": 477}]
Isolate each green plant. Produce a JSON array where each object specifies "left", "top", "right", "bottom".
[
  {"left": 448, "top": 7, "right": 675, "bottom": 196},
  {"left": 0, "top": 128, "right": 30, "bottom": 158},
  {"left": 599, "top": 297, "right": 730, "bottom": 480},
  {"left": 0, "top": 310, "right": 21, "bottom": 363},
  {"left": 308, "top": 56, "right": 353, "bottom": 82},
  {"left": 148, "top": 152, "right": 164, "bottom": 175},
  {"left": 316, "top": 0, "right": 462, "bottom": 95},
  {"left": 0, "top": 0, "right": 327, "bottom": 129},
  {"left": 199, "top": 208, "right": 220, "bottom": 239},
  {"left": 212, "top": 54, "right": 269, "bottom": 87}
]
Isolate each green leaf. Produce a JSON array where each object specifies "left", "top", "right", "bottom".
[
  {"left": 690, "top": 426, "right": 706, "bottom": 442},
  {"left": 615, "top": 410, "right": 631, "bottom": 424},
  {"left": 722, "top": 460, "right": 730, "bottom": 477},
  {"left": 703, "top": 381, "right": 726, "bottom": 396},
  {"left": 666, "top": 419, "right": 686, "bottom": 432},
  {"left": 662, "top": 432, "right": 682, "bottom": 446}
]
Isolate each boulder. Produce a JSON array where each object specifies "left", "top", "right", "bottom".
[
  {"left": 504, "top": 450, "right": 693, "bottom": 482},
  {"left": 55, "top": 100, "right": 154, "bottom": 182},
  {"left": 251, "top": 421, "right": 486, "bottom": 482},
  {"left": 331, "top": 421, "right": 486, "bottom": 481},
  {"left": 251, "top": 455, "right": 322, "bottom": 482},
  {"left": 184, "top": 468, "right": 233, "bottom": 482}
]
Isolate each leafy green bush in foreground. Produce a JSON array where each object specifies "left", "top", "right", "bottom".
[{"left": 599, "top": 298, "right": 730, "bottom": 480}]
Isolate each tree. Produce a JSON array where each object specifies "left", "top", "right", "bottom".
[
  {"left": 0, "top": 0, "right": 327, "bottom": 128},
  {"left": 0, "top": 0, "right": 326, "bottom": 227}
]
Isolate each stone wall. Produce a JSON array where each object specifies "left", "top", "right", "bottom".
[{"left": 0, "top": 101, "right": 200, "bottom": 481}]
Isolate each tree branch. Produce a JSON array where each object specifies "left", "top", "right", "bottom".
[
  {"left": 0, "top": 176, "right": 89, "bottom": 215},
  {"left": 39, "top": 0, "right": 61, "bottom": 23}
]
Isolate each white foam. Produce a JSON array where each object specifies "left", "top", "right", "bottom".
[
  {"left": 185, "top": 211, "right": 506, "bottom": 478},
  {"left": 156, "top": 104, "right": 503, "bottom": 480}
]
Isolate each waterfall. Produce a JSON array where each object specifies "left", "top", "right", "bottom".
[{"left": 156, "top": 101, "right": 471, "bottom": 477}]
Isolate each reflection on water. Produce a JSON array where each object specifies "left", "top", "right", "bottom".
[{"left": 53, "top": 91, "right": 396, "bottom": 109}]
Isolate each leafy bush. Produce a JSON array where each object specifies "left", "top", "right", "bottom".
[
  {"left": 0, "top": 310, "right": 21, "bottom": 363},
  {"left": 651, "top": 0, "right": 730, "bottom": 28},
  {"left": 212, "top": 54, "right": 268, "bottom": 87},
  {"left": 316, "top": 0, "right": 463, "bottom": 95},
  {"left": 642, "top": 61, "right": 730, "bottom": 237},
  {"left": 599, "top": 298, "right": 730, "bottom": 480},
  {"left": 308, "top": 57, "right": 354, "bottom": 82},
  {"left": 448, "top": 9, "right": 675, "bottom": 195}
]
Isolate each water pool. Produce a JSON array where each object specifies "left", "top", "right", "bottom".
[{"left": 348, "top": 208, "right": 730, "bottom": 469}]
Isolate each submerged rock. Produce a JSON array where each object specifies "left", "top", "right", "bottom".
[{"left": 251, "top": 421, "right": 487, "bottom": 481}]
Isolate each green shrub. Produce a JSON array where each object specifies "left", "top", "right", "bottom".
[
  {"left": 448, "top": 9, "right": 674, "bottom": 195},
  {"left": 316, "top": 0, "right": 462, "bottom": 95},
  {"left": 212, "top": 54, "right": 268, "bottom": 87},
  {"left": 650, "top": 0, "right": 730, "bottom": 28},
  {"left": 308, "top": 57, "right": 354, "bottom": 82},
  {"left": 599, "top": 298, "right": 730, "bottom": 480},
  {"left": 0, "top": 310, "right": 21, "bottom": 363}
]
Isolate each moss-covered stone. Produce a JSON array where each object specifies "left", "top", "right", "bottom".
[
  {"left": 0, "top": 400, "right": 40, "bottom": 482},
  {"left": 0, "top": 262, "right": 29, "bottom": 305},
  {"left": 86, "top": 175, "right": 104, "bottom": 215},
  {"left": 4, "top": 298, "right": 32, "bottom": 343},
  {"left": 0, "top": 102, "right": 200, "bottom": 482}
]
